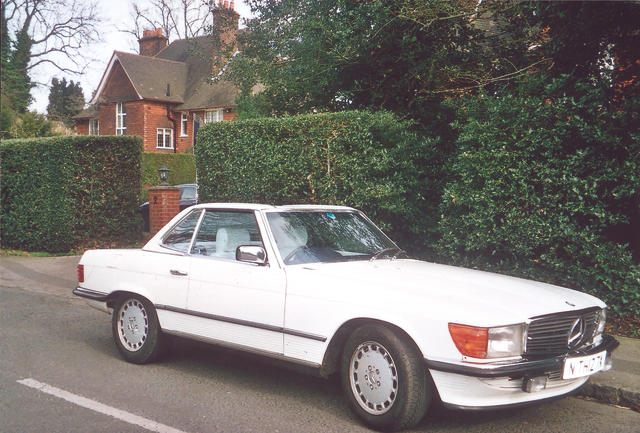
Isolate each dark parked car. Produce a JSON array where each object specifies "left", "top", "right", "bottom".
[{"left": 140, "top": 184, "right": 197, "bottom": 231}]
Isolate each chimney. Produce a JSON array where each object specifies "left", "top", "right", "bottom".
[
  {"left": 211, "top": 0, "right": 240, "bottom": 74},
  {"left": 138, "top": 28, "right": 168, "bottom": 57}
]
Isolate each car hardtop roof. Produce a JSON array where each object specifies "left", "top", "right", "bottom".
[{"left": 191, "top": 203, "right": 356, "bottom": 212}]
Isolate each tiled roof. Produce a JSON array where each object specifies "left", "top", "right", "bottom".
[
  {"left": 87, "top": 35, "right": 238, "bottom": 113},
  {"left": 115, "top": 51, "right": 188, "bottom": 103},
  {"left": 73, "top": 104, "right": 98, "bottom": 119},
  {"left": 155, "top": 36, "right": 238, "bottom": 109}
]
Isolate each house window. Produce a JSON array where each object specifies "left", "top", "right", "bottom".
[
  {"left": 180, "top": 112, "right": 188, "bottom": 136},
  {"left": 89, "top": 119, "right": 99, "bottom": 135},
  {"left": 204, "top": 109, "right": 223, "bottom": 123},
  {"left": 116, "top": 102, "right": 126, "bottom": 135},
  {"left": 157, "top": 128, "right": 173, "bottom": 149}
]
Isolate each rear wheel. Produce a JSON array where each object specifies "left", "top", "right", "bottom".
[
  {"left": 341, "top": 324, "right": 431, "bottom": 431},
  {"left": 112, "top": 295, "right": 162, "bottom": 364}
]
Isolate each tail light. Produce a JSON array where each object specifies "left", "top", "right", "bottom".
[{"left": 77, "top": 264, "right": 84, "bottom": 283}]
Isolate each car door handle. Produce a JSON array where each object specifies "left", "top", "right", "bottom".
[{"left": 170, "top": 269, "right": 188, "bottom": 276}]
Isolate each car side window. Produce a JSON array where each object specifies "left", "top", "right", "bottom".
[
  {"left": 191, "top": 210, "right": 263, "bottom": 260},
  {"left": 162, "top": 210, "right": 202, "bottom": 252}
]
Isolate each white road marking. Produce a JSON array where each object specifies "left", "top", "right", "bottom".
[{"left": 17, "top": 378, "right": 188, "bottom": 433}]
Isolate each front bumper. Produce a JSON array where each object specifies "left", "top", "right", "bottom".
[
  {"left": 425, "top": 334, "right": 618, "bottom": 409},
  {"left": 425, "top": 334, "right": 618, "bottom": 379}
]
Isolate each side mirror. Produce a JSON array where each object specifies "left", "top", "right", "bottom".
[{"left": 236, "top": 245, "right": 267, "bottom": 265}]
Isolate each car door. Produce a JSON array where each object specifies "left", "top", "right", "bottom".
[
  {"left": 150, "top": 209, "right": 201, "bottom": 329},
  {"left": 185, "top": 209, "right": 287, "bottom": 355}
]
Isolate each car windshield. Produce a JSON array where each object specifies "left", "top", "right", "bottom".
[{"left": 266, "top": 210, "right": 398, "bottom": 265}]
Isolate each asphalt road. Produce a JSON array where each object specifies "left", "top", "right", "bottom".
[{"left": 1, "top": 261, "right": 638, "bottom": 433}]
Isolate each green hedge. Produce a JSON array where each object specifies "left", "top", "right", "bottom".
[
  {"left": 1, "top": 136, "right": 142, "bottom": 252},
  {"left": 195, "top": 111, "right": 442, "bottom": 252},
  {"left": 437, "top": 77, "right": 640, "bottom": 316},
  {"left": 141, "top": 152, "right": 196, "bottom": 200}
]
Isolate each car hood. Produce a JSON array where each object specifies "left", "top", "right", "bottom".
[{"left": 287, "top": 259, "right": 605, "bottom": 326}]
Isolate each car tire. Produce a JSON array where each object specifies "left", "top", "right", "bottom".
[
  {"left": 112, "top": 295, "right": 162, "bottom": 364},
  {"left": 341, "top": 324, "right": 431, "bottom": 431}
]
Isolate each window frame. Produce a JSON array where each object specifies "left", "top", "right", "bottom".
[
  {"left": 89, "top": 118, "right": 99, "bottom": 135},
  {"left": 115, "top": 102, "right": 126, "bottom": 135},
  {"left": 204, "top": 109, "right": 223, "bottom": 124},
  {"left": 156, "top": 128, "right": 174, "bottom": 149},
  {"left": 161, "top": 209, "right": 204, "bottom": 253},
  {"left": 190, "top": 209, "right": 265, "bottom": 261},
  {"left": 180, "top": 112, "right": 188, "bottom": 137}
]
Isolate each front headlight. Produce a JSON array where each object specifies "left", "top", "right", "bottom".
[
  {"left": 449, "top": 323, "right": 526, "bottom": 359},
  {"left": 488, "top": 324, "right": 526, "bottom": 358},
  {"left": 593, "top": 308, "right": 607, "bottom": 345}
]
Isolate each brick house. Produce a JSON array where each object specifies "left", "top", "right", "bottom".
[{"left": 74, "top": 1, "right": 240, "bottom": 153}]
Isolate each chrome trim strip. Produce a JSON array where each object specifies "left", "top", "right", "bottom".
[{"left": 155, "top": 304, "right": 327, "bottom": 342}]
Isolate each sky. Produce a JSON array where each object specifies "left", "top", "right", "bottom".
[{"left": 28, "top": 0, "right": 252, "bottom": 113}]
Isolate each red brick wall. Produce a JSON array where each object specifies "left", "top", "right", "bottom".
[
  {"left": 75, "top": 120, "right": 89, "bottom": 135},
  {"left": 125, "top": 100, "right": 145, "bottom": 141},
  {"left": 98, "top": 104, "right": 116, "bottom": 135},
  {"left": 139, "top": 30, "right": 168, "bottom": 57},
  {"left": 223, "top": 108, "right": 237, "bottom": 121},
  {"left": 175, "top": 111, "right": 193, "bottom": 152},
  {"left": 101, "top": 61, "right": 138, "bottom": 102},
  {"left": 76, "top": 100, "right": 236, "bottom": 153},
  {"left": 149, "top": 186, "right": 180, "bottom": 234},
  {"left": 142, "top": 102, "right": 176, "bottom": 152}
]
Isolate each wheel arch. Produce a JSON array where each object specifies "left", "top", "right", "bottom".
[
  {"left": 320, "top": 317, "right": 424, "bottom": 377},
  {"left": 105, "top": 290, "right": 154, "bottom": 310}
]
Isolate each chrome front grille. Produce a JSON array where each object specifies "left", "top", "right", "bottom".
[{"left": 525, "top": 308, "right": 600, "bottom": 358}]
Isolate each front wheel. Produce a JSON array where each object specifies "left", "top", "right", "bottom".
[
  {"left": 341, "top": 324, "right": 431, "bottom": 431},
  {"left": 112, "top": 295, "right": 162, "bottom": 364}
]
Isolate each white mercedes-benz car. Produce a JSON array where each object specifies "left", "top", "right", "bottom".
[{"left": 74, "top": 203, "right": 618, "bottom": 431}]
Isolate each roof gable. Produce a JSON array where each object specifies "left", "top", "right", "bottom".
[{"left": 89, "top": 36, "right": 238, "bottom": 109}]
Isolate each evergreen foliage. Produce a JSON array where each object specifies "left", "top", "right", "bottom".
[
  {"left": 46, "top": 78, "right": 85, "bottom": 127},
  {"left": 438, "top": 76, "right": 640, "bottom": 316},
  {"left": 196, "top": 111, "right": 443, "bottom": 256},
  {"left": 141, "top": 153, "right": 197, "bottom": 201},
  {"left": 229, "top": 0, "right": 487, "bottom": 133},
  {"left": 1, "top": 136, "right": 143, "bottom": 252}
]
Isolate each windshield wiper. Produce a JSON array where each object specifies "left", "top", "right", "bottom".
[{"left": 370, "top": 247, "right": 406, "bottom": 262}]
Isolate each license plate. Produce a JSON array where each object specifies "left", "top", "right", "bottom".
[{"left": 562, "top": 350, "right": 606, "bottom": 379}]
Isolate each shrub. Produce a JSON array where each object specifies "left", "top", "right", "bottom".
[
  {"left": 195, "top": 111, "right": 443, "bottom": 254},
  {"left": 141, "top": 153, "right": 196, "bottom": 201},
  {"left": 1, "top": 136, "right": 142, "bottom": 252},
  {"left": 437, "top": 76, "right": 640, "bottom": 316}
]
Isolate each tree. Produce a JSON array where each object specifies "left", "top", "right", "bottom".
[
  {"left": 1, "top": 4, "right": 18, "bottom": 137},
  {"left": 229, "top": 0, "right": 554, "bottom": 133},
  {"left": 1, "top": 2, "right": 33, "bottom": 116},
  {"left": 2, "top": 0, "right": 102, "bottom": 76},
  {"left": 46, "top": 77, "right": 85, "bottom": 127},
  {"left": 121, "top": 0, "right": 214, "bottom": 42}
]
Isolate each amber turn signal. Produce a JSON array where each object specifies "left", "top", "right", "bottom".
[{"left": 448, "top": 323, "right": 488, "bottom": 358}]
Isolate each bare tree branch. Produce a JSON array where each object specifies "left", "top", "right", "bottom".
[
  {"left": 119, "top": 0, "right": 214, "bottom": 46},
  {"left": 4, "top": 0, "right": 103, "bottom": 75}
]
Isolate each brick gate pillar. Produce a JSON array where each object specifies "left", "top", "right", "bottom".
[{"left": 148, "top": 185, "right": 180, "bottom": 234}]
